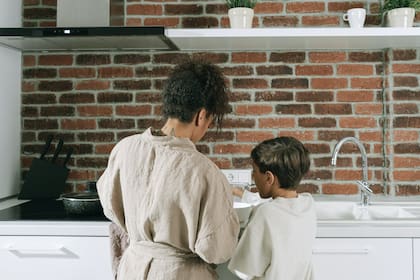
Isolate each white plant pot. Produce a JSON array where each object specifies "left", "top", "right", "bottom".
[
  {"left": 387, "top": 7, "right": 415, "bottom": 27},
  {"left": 228, "top": 7, "right": 254, "bottom": 28}
]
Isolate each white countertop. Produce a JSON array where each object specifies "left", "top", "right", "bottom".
[{"left": 1, "top": 196, "right": 420, "bottom": 238}]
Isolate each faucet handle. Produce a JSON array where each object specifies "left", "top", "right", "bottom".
[{"left": 356, "top": 180, "right": 373, "bottom": 193}]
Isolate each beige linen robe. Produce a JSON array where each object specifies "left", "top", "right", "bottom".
[{"left": 97, "top": 128, "right": 240, "bottom": 280}]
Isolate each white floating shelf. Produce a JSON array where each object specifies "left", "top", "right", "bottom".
[{"left": 166, "top": 27, "right": 420, "bottom": 51}]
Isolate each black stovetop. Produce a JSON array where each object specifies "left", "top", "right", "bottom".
[{"left": 0, "top": 200, "right": 108, "bottom": 221}]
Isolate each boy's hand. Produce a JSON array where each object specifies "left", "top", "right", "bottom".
[{"left": 232, "top": 186, "right": 244, "bottom": 198}]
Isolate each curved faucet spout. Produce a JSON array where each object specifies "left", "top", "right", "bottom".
[
  {"left": 331, "top": 137, "right": 372, "bottom": 206},
  {"left": 331, "top": 137, "right": 368, "bottom": 182}
]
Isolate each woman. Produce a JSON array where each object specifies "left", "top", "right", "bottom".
[{"left": 97, "top": 60, "right": 240, "bottom": 280}]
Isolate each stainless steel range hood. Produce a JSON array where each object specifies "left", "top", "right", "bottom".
[{"left": 0, "top": 26, "right": 178, "bottom": 52}]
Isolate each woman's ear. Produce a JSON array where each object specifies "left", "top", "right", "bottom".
[{"left": 195, "top": 108, "right": 208, "bottom": 127}]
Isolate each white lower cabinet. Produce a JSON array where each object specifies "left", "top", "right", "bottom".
[
  {"left": 0, "top": 235, "right": 113, "bottom": 280},
  {"left": 313, "top": 238, "right": 413, "bottom": 280},
  {"left": 414, "top": 239, "right": 420, "bottom": 280}
]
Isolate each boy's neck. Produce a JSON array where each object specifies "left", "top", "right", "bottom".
[{"left": 272, "top": 188, "right": 298, "bottom": 199}]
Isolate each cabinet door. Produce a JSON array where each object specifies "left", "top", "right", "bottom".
[
  {"left": 415, "top": 239, "right": 420, "bottom": 280},
  {"left": 0, "top": 236, "right": 113, "bottom": 280},
  {"left": 313, "top": 238, "right": 412, "bottom": 280}
]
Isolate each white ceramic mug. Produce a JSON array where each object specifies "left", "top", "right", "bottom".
[{"left": 343, "top": 8, "right": 366, "bottom": 28}]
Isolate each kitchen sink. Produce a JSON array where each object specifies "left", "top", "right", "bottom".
[{"left": 315, "top": 201, "right": 418, "bottom": 221}]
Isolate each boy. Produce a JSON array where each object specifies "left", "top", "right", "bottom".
[{"left": 228, "top": 136, "right": 316, "bottom": 280}]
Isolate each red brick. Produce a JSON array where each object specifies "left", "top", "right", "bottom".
[
  {"left": 23, "top": 55, "right": 36, "bottom": 66},
  {"left": 114, "top": 54, "right": 151, "bottom": 64},
  {"left": 235, "top": 105, "right": 273, "bottom": 115},
  {"left": 255, "top": 91, "right": 293, "bottom": 101},
  {"left": 259, "top": 118, "right": 295, "bottom": 128},
  {"left": 182, "top": 17, "right": 219, "bottom": 28},
  {"left": 272, "top": 78, "right": 308, "bottom": 89},
  {"left": 153, "top": 53, "right": 190, "bottom": 64},
  {"left": 126, "top": 18, "right": 143, "bottom": 26},
  {"left": 236, "top": 131, "right": 275, "bottom": 142},
  {"left": 276, "top": 104, "right": 311, "bottom": 114},
  {"left": 76, "top": 55, "right": 110, "bottom": 65},
  {"left": 393, "top": 76, "right": 419, "bottom": 87},
  {"left": 39, "top": 55, "right": 73, "bottom": 65},
  {"left": 299, "top": 118, "right": 336, "bottom": 128},
  {"left": 95, "top": 144, "right": 115, "bottom": 154},
  {"left": 270, "top": 52, "right": 305, "bottom": 63},
  {"left": 296, "top": 65, "right": 333, "bottom": 75},
  {"left": 205, "top": 4, "right": 228, "bottom": 14},
  {"left": 61, "top": 119, "right": 96, "bottom": 130},
  {"left": 394, "top": 157, "right": 420, "bottom": 168},
  {"left": 59, "top": 68, "right": 96, "bottom": 78},
  {"left": 337, "top": 64, "right": 374, "bottom": 75},
  {"left": 309, "top": 52, "right": 346, "bottom": 63},
  {"left": 115, "top": 105, "right": 152, "bottom": 116},
  {"left": 393, "top": 171, "right": 420, "bottom": 181},
  {"left": 98, "top": 67, "right": 134, "bottom": 78},
  {"left": 393, "top": 49, "right": 417, "bottom": 61},
  {"left": 355, "top": 104, "right": 383, "bottom": 115},
  {"left": 359, "top": 131, "right": 383, "bottom": 142},
  {"left": 233, "top": 78, "right": 268, "bottom": 89},
  {"left": 351, "top": 77, "right": 383, "bottom": 89},
  {"left": 337, "top": 90, "right": 375, "bottom": 102},
  {"left": 296, "top": 91, "right": 334, "bottom": 102},
  {"left": 214, "top": 144, "right": 253, "bottom": 154},
  {"left": 192, "top": 53, "right": 229, "bottom": 64},
  {"left": 68, "top": 170, "right": 97, "bottom": 181},
  {"left": 262, "top": 16, "right": 298, "bottom": 26},
  {"left": 339, "top": 117, "right": 377, "bottom": 128},
  {"left": 311, "top": 78, "right": 347, "bottom": 89},
  {"left": 254, "top": 2, "right": 283, "bottom": 13},
  {"left": 322, "top": 183, "right": 358, "bottom": 194},
  {"left": 75, "top": 80, "right": 110, "bottom": 90},
  {"left": 222, "top": 66, "right": 254, "bottom": 76},
  {"left": 286, "top": 2, "right": 325, "bottom": 13},
  {"left": 349, "top": 52, "right": 383, "bottom": 62},
  {"left": 165, "top": 4, "right": 202, "bottom": 15},
  {"left": 98, "top": 119, "right": 135, "bottom": 129},
  {"left": 78, "top": 106, "right": 113, "bottom": 117},
  {"left": 328, "top": 2, "right": 364, "bottom": 12},
  {"left": 278, "top": 131, "right": 315, "bottom": 141},
  {"left": 256, "top": 65, "right": 292, "bottom": 75},
  {"left": 393, "top": 130, "right": 419, "bottom": 141},
  {"left": 232, "top": 52, "right": 267, "bottom": 63},
  {"left": 302, "top": 16, "right": 339, "bottom": 26},
  {"left": 314, "top": 104, "right": 352, "bottom": 115},
  {"left": 393, "top": 64, "right": 420, "bottom": 73},
  {"left": 127, "top": 4, "right": 163, "bottom": 15}
]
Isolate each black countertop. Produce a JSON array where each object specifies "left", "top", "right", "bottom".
[{"left": 0, "top": 200, "right": 108, "bottom": 221}]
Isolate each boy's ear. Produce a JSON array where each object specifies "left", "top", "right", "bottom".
[{"left": 265, "top": 171, "right": 276, "bottom": 186}]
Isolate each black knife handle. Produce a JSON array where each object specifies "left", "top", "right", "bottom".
[
  {"left": 63, "top": 147, "right": 73, "bottom": 167},
  {"left": 52, "top": 139, "right": 64, "bottom": 163},
  {"left": 39, "top": 135, "right": 53, "bottom": 159}
]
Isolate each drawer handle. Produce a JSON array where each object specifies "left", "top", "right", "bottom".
[
  {"left": 312, "top": 247, "right": 371, "bottom": 255},
  {"left": 7, "top": 245, "right": 79, "bottom": 259}
]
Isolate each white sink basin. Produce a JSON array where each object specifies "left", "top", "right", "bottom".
[{"left": 316, "top": 201, "right": 417, "bottom": 221}]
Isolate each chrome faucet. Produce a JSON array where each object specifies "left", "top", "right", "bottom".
[{"left": 331, "top": 137, "right": 373, "bottom": 206}]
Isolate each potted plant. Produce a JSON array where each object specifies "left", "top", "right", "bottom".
[
  {"left": 225, "top": 0, "right": 258, "bottom": 28},
  {"left": 382, "top": 0, "right": 420, "bottom": 27}
]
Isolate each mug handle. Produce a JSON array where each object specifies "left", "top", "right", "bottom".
[{"left": 343, "top": 14, "right": 348, "bottom": 21}]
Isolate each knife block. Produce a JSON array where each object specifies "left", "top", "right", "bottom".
[{"left": 18, "top": 158, "right": 69, "bottom": 200}]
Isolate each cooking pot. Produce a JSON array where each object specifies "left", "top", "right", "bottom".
[{"left": 61, "top": 192, "right": 102, "bottom": 216}]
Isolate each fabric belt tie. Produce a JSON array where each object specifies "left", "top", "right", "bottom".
[{"left": 129, "top": 240, "right": 199, "bottom": 261}]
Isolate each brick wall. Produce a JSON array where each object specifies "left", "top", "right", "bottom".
[{"left": 21, "top": 1, "right": 420, "bottom": 198}]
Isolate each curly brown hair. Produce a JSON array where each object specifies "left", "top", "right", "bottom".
[{"left": 162, "top": 60, "right": 230, "bottom": 130}]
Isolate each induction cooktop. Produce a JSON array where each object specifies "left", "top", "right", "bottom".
[{"left": 0, "top": 200, "right": 108, "bottom": 221}]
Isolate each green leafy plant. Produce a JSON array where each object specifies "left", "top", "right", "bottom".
[
  {"left": 225, "top": 0, "right": 258, "bottom": 9},
  {"left": 382, "top": 0, "right": 420, "bottom": 13}
]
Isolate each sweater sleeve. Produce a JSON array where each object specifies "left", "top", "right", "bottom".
[
  {"left": 97, "top": 142, "right": 126, "bottom": 230},
  {"left": 194, "top": 168, "right": 240, "bottom": 264},
  {"left": 228, "top": 207, "right": 272, "bottom": 278}
]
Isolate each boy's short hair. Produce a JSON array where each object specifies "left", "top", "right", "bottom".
[
  {"left": 251, "top": 137, "right": 310, "bottom": 190},
  {"left": 162, "top": 60, "right": 230, "bottom": 130}
]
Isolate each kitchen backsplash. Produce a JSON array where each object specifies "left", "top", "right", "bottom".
[{"left": 20, "top": 1, "right": 420, "bottom": 197}]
